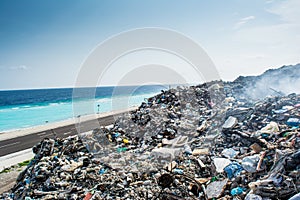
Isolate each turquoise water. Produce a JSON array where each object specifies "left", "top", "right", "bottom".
[{"left": 0, "top": 86, "right": 165, "bottom": 132}]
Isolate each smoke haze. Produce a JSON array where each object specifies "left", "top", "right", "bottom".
[{"left": 233, "top": 63, "right": 300, "bottom": 99}]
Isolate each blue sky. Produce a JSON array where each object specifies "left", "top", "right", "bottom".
[{"left": 0, "top": 0, "right": 299, "bottom": 89}]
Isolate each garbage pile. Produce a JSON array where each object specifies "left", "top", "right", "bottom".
[{"left": 1, "top": 80, "right": 300, "bottom": 199}]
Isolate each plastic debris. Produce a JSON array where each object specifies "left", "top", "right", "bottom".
[
  {"left": 184, "top": 144, "right": 192, "bottom": 155},
  {"left": 192, "top": 148, "right": 210, "bottom": 155},
  {"left": 230, "top": 187, "right": 245, "bottom": 196},
  {"left": 286, "top": 118, "right": 300, "bottom": 127},
  {"left": 245, "top": 193, "right": 263, "bottom": 200},
  {"left": 173, "top": 168, "right": 183, "bottom": 174},
  {"left": 250, "top": 143, "right": 262, "bottom": 153},
  {"left": 206, "top": 179, "right": 228, "bottom": 199},
  {"left": 224, "top": 162, "right": 243, "bottom": 179},
  {"left": 83, "top": 192, "right": 93, "bottom": 200},
  {"left": 289, "top": 193, "right": 300, "bottom": 200},
  {"left": 260, "top": 121, "right": 279, "bottom": 133},
  {"left": 213, "top": 158, "right": 232, "bottom": 173},
  {"left": 242, "top": 155, "right": 260, "bottom": 173},
  {"left": 1, "top": 72, "right": 300, "bottom": 200},
  {"left": 221, "top": 148, "right": 238, "bottom": 158},
  {"left": 222, "top": 116, "right": 238, "bottom": 129},
  {"left": 166, "top": 161, "right": 177, "bottom": 171}
]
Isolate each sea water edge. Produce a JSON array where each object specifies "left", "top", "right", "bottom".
[{"left": 0, "top": 85, "right": 169, "bottom": 132}]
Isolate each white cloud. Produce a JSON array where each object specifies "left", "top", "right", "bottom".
[
  {"left": 206, "top": 0, "right": 300, "bottom": 81},
  {"left": 9, "top": 65, "right": 28, "bottom": 70},
  {"left": 234, "top": 0, "right": 300, "bottom": 47},
  {"left": 267, "top": 0, "right": 300, "bottom": 24},
  {"left": 241, "top": 16, "right": 256, "bottom": 21},
  {"left": 234, "top": 16, "right": 255, "bottom": 29},
  {"left": 265, "top": 0, "right": 274, "bottom": 4}
]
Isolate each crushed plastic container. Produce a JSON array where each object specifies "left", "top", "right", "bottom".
[
  {"left": 213, "top": 158, "right": 232, "bottom": 173},
  {"left": 221, "top": 148, "right": 238, "bottom": 159},
  {"left": 173, "top": 168, "right": 183, "bottom": 174},
  {"left": 117, "top": 147, "right": 127, "bottom": 153},
  {"left": 99, "top": 168, "right": 106, "bottom": 174},
  {"left": 231, "top": 187, "right": 245, "bottom": 196},
  {"left": 286, "top": 118, "right": 300, "bottom": 127},
  {"left": 224, "top": 162, "right": 243, "bottom": 179},
  {"left": 222, "top": 116, "right": 238, "bottom": 129},
  {"left": 242, "top": 155, "right": 260, "bottom": 173},
  {"left": 274, "top": 109, "right": 288, "bottom": 114}
]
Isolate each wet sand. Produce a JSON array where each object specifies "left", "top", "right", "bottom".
[{"left": 0, "top": 166, "right": 26, "bottom": 194}]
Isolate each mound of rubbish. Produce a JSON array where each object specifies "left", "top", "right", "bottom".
[{"left": 1, "top": 65, "right": 300, "bottom": 200}]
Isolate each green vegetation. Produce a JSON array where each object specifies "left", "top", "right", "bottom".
[
  {"left": 17, "top": 159, "right": 31, "bottom": 167},
  {"left": 0, "top": 168, "right": 11, "bottom": 174},
  {"left": 0, "top": 159, "right": 32, "bottom": 174}
]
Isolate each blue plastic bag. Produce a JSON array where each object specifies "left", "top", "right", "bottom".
[
  {"left": 231, "top": 187, "right": 245, "bottom": 195},
  {"left": 224, "top": 162, "right": 243, "bottom": 179}
]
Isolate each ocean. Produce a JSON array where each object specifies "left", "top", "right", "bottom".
[{"left": 0, "top": 85, "right": 166, "bottom": 132}]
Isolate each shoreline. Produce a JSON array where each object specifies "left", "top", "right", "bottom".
[
  {"left": 0, "top": 107, "right": 138, "bottom": 193},
  {"left": 0, "top": 106, "right": 137, "bottom": 141}
]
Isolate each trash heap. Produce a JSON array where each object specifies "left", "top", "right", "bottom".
[{"left": 1, "top": 81, "right": 300, "bottom": 200}]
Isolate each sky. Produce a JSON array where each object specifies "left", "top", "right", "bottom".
[{"left": 0, "top": 0, "right": 299, "bottom": 90}]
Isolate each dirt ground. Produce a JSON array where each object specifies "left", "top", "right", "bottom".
[{"left": 0, "top": 166, "right": 25, "bottom": 194}]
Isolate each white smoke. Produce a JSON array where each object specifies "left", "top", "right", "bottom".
[{"left": 238, "top": 64, "right": 300, "bottom": 99}]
